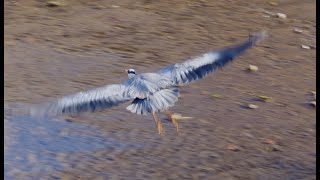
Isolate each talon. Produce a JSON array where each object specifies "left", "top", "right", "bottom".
[
  {"left": 164, "top": 111, "right": 192, "bottom": 134},
  {"left": 171, "top": 117, "right": 179, "bottom": 133}
]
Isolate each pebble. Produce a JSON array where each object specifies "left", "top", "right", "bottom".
[
  {"left": 92, "top": 5, "right": 105, "bottom": 10},
  {"left": 263, "top": 139, "right": 281, "bottom": 151},
  {"left": 269, "top": 1, "right": 278, "bottom": 6},
  {"left": 301, "top": 45, "right": 311, "bottom": 49},
  {"left": 248, "top": 104, "right": 259, "bottom": 109},
  {"left": 271, "top": 144, "right": 281, "bottom": 151},
  {"left": 276, "top": 13, "right": 287, "bottom": 19},
  {"left": 263, "top": 139, "right": 275, "bottom": 145},
  {"left": 227, "top": 144, "right": 241, "bottom": 151},
  {"left": 47, "top": 1, "right": 64, "bottom": 7},
  {"left": 309, "top": 91, "right": 316, "bottom": 100},
  {"left": 211, "top": 94, "right": 224, "bottom": 99},
  {"left": 309, "top": 101, "right": 316, "bottom": 108},
  {"left": 257, "top": 95, "right": 272, "bottom": 102},
  {"left": 248, "top": 65, "right": 258, "bottom": 72},
  {"left": 293, "top": 28, "right": 303, "bottom": 33}
]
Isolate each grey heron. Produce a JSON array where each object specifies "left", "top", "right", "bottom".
[{"left": 31, "top": 31, "right": 267, "bottom": 135}]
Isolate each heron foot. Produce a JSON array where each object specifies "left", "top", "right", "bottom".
[
  {"left": 157, "top": 121, "right": 165, "bottom": 135},
  {"left": 153, "top": 112, "right": 165, "bottom": 136},
  {"left": 170, "top": 115, "right": 179, "bottom": 133},
  {"left": 164, "top": 112, "right": 193, "bottom": 134}
]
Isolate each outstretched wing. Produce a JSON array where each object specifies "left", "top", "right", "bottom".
[
  {"left": 30, "top": 84, "right": 133, "bottom": 117},
  {"left": 159, "top": 31, "right": 267, "bottom": 85}
]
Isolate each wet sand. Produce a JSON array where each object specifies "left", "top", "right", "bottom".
[{"left": 4, "top": 0, "right": 316, "bottom": 179}]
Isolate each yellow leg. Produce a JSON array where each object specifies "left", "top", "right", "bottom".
[
  {"left": 152, "top": 112, "right": 165, "bottom": 135},
  {"left": 163, "top": 111, "right": 193, "bottom": 133},
  {"left": 164, "top": 111, "right": 179, "bottom": 133}
]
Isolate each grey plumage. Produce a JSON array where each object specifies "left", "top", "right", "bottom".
[
  {"left": 123, "top": 73, "right": 175, "bottom": 99},
  {"left": 31, "top": 84, "right": 132, "bottom": 117},
  {"left": 30, "top": 31, "right": 267, "bottom": 118},
  {"left": 126, "top": 87, "right": 180, "bottom": 115},
  {"left": 159, "top": 31, "right": 266, "bottom": 85}
]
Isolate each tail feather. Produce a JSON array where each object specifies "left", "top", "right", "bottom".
[{"left": 126, "top": 88, "right": 180, "bottom": 115}]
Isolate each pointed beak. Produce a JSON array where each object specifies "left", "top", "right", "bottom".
[{"left": 124, "top": 69, "right": 128, "bottom": 73}]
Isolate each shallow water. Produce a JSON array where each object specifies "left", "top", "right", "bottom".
[{"left": 4, "top": 105, "right": 142, "bottom": 179}]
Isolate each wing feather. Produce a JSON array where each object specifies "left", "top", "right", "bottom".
[
  {"left": 159, "top": 31, "right": 267, "bottom": 85},
  {"left": 30, "top": 84, "right": 133, "bottom": 117}
]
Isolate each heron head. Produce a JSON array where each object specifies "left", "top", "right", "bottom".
[{"left": 125, "top": 68, "right": 136, "bottom": 78}]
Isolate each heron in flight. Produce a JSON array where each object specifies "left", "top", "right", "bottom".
[{"left": 31, "top": 31, "right": 267, "bottom": 135}]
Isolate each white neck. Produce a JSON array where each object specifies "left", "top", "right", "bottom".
[{"left": 128, "top": 74, "right": 136, "bottom": 78}]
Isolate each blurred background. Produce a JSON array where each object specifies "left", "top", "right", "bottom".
[{"left": 4, "top": 0, "right": 316, "bottom": 179}]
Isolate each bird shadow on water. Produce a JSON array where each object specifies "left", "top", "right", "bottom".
[{"left": 4, "top": 103, "right": 138, "bottom": 179}]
